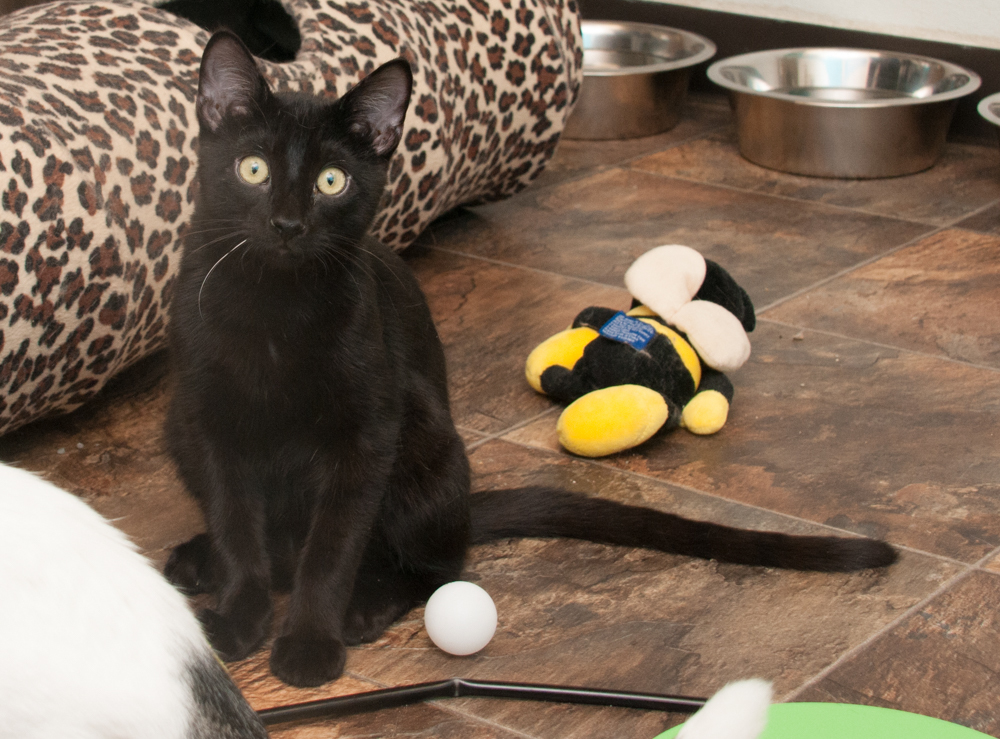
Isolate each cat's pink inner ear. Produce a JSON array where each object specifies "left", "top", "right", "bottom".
[
  {"left": 197, "top": 31, "right": 268, "bottom": 133},
  {"left": 344, "top": 60, "right": 413, "bottom": 158}
]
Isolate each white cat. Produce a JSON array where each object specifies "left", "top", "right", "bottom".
[{"left": 0, "top": 463, "right": 267, "bottom": 739}]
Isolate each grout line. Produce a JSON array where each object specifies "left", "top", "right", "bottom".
[
  {"left": 424, "top": 244, "right": 632, "bottom": 295},
  {"left": 340, "top": 671, "right": 545, "bottom": 739},
  {"left": 779, "top": 542, "right": 1000, "bottom": 704},
  {"left": 756, "top": 317, "right": 1000, "bottom": 375},
  {"left": 623, "top": 168, "right": 953, "bottom": 228},
  {"left": 460, "top": 407, "right": 560, "bottom": 451},
  {"left": 537, "top": 119, "right": 733, "bottom": 193},
  {"left": 608, "top": 121, "right": 733, "bottom": 170},
  {"left": 938, "top": 195, "right": 1000, "bottom": 230},
  {"left": 425, "top": 700, "right": 546, "bottom": 739},
  {"left": 753, "top": 224, "right": 949, "bottom": 315},
  {"left": 755, "top": 198, "right": 1000, "bottom": 319}
]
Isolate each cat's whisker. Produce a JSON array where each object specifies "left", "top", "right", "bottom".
[
  {"left": 181, "top": 225, "right": 246, "bottom": 238},
  {"left": 324, "top": 240, "right": 404, "bottom": 315},
  {"left": 315, "top": 248, "right": 359, "bottom": 292},
  {"left": 355, "top": 242, "right": 409, "bottom": 291},
  {"left": 324, "top": 245, "right": 378, "bottom": 293},
  {"left": 198, "top": 239, "right": 248, "bottom": 322},
  {"left": 188, "top": 230, "right": 249, "bottom": 255}
]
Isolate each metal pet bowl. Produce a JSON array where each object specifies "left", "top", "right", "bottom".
[
  {"left": 563, "top": 21, "right": 716, "bottom": 140},
  {"left": 979, "top": 92, "right": 1000, "bottom": 150},
  {"left": 707, "top": 48, "right": 982, "bottom": 178}
]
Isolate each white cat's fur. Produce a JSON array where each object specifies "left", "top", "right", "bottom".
[
  {"left": 677, "top": 679, "right": 773, "bottom": 739},
  {"left": 0, "top": 464, "right": 266, "bottom": 739}
]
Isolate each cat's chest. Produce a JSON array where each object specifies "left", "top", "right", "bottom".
[
  {"left": 204, "top": 321, "right": 385, "bottom": 427},
  {"left": 227, "top": 331, "right": 338, "bottom": 397}
]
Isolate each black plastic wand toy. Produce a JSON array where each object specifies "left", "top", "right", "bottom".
[{"left": 257, "top": 677, "right": 707, "bottom": 726}]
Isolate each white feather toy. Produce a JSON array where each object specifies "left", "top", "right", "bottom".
[{"left": 676, "top": 679, "right": 773, "bottom": 739}]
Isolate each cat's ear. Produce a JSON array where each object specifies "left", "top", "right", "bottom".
[
  {"left": 341, "top": 59, "right": 413, "bottom": 158},
  {"left": 197, "top": 31, "right": 270, "bottom": 133}
]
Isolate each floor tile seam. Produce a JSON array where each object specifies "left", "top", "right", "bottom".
[
  {"left": 425, "top": 245, "right": 633, "bottom": 293},
  {"left": 338, "top": 671, "right": 545, "bottom": 739},
  {"left": 755, "top": 316, "right": 1000, "bottom": 375},
  {"left": 522, "top": 121, "right": 733, "bottom": 195},
  {"left": 939, "top": 195, "right": 1000, "bottom": 229},
  {"left": 422, "top": 701, "right": 546, "bottom": 739},
  {"left": 488, "top": 436, "right": 968, "bottom": 567},
  {"left": 607, "top": 121, "right": 734, "bottom": 169},
  {"left": 618, "top": 169, "right": 953, "bottom": 227},
  {"left": 971, "top": 542, "right": 1000, "bottom": 570},
  {"left": 753, "top": 224, "right": 949, "bottom": 315},
  {"left": 779, "top": 543, "right": 1000, "bottom": 704},
  {"left": 459, "top": 407, "right": 560, "bottom": 451}
]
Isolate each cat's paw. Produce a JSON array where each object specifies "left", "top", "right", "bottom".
[
  {"left": 199, "top": 608, "right": 269, "bottom": 662},
  {"left": 164, "top": 533, "right": 217, "bottom": 594},
  {"left": 342, "top": 570, "right": 426, "bottom": 645},
  {"left": 269, "top": 634, "right": 347, "bottom": 687},
  {"left": 342, "top": 599, "right": 410, "bottom": 645}
]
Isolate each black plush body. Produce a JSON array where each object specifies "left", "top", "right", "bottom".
[{"left": 166, "top": 31, "right": 897, "bottom": 689}]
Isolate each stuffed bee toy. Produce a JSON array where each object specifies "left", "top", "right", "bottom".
[{"left": 525, "top": 245, "right": 756, "bottom": 457}]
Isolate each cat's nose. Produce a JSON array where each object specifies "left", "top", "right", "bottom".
[{"left": 269, "top": 217, "right": 305, "bottom": 239}]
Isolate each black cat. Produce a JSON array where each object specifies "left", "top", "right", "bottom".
[{"left": 165, "top": 31, "right": 897, "bottom": 688}]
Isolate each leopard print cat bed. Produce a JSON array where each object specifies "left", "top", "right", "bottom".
[{"left": 0, "top": 0, "right": 582, "bottom": 434}]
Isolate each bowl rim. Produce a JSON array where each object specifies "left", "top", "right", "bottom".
[
  {"left": 580, "top": 20, "right": 717, "bottom": 77},
  {"left": 706, "top": 47, "right": 982, "bottom": 107},
  {"left": 978, "top": 91, "right": 1000, "bottom": 127}
]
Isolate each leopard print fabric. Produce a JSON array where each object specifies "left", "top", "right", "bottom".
[{"left": 0, "top": 0, "right": 582, "bottom": 434}]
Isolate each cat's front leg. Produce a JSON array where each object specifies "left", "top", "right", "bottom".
[
  {"left": 201, "top": 471, "right": 274, "bottom": 661},
  {"left": 269, "top": 460, "right": 389, "bottom": 687},
  {"left": 165, "top": 532, "right": 218, "bottom": 594},
  {"left": 171, "top": 441, "right": 275, "bottom": 661}
]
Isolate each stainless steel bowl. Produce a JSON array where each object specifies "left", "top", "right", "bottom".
[
  {"left": 564, "top": 21, "right": 716, "bottom": 140},
  {"left": 979, "top": 91, "right": 1000, "bottom": 150},
  {"left": 707, "top": 48, "right": 982, "bottom": 178}
]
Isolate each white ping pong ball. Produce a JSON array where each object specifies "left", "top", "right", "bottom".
[{"left": 424, "top": 581, "right": 498, "bottom": 656}]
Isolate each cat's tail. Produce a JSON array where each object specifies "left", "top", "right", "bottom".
[{"left": 469, "top": 487, "right": 897, "bottom": 572}]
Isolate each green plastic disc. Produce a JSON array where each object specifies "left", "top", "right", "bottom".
[{"left": 655, "top": 703, "right": 990, "bottom": 739}]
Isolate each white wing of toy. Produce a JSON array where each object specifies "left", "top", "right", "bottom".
[
  {"left": 624, "top": 245, "right": 752, "bottom": 373},
  {"left": 625, "top": 244, "right": 706, "bottom": 321}
]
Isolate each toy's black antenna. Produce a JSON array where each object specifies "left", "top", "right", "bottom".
[{"left": 257, "top": 677, "right": 707, "bottom": 726}]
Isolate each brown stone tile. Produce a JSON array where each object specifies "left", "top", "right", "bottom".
[
  {"left": 459, "top": 427, "right": 491, "bottom": 447},
  {"left": 630, "top": 130, "right": 1000, "bottom": 226},
  {"left": 534, "top": 93, "right": 732, "bottom": 188},
  {"left": 235, "top": 631, "right": 382, "bottom": 711},
  {"left": 231, "top": 619, "right": 527, "bottom": 739},
  {"left": 424, "top": 168, "right": 931, "bottom": 307},
  {"left": 267, "top": 702, "right": 531, "bottom": 738},
  {"left": 406, "top": 244, "right": 630, "bottom": 434},
  {"left": 795, "top": 570, "right": 1000, "bottom": 736},
  {"left": 506, "top": 322, "right": 1000, "bottom": 563},
  {"left": 337, "top": 439, "right": 958, "bottom": 739},
  {"left": 955, "top": 201, "right": 1000, "bottom": 236},
  {"left": 763, "top": 229, "right": 1000, "bottom": 368},
  {"left": 0, "top": 374, "right": 201, "bottom": 566}
]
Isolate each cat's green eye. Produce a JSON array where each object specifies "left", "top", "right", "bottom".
[
  {"left": 237, "top": 156, "right": 270, "bottom": 185},
  {"left": 316, "top": 166, "right": 348, "bottom": 196}
]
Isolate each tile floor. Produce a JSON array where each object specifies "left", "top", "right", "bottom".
[{"left": 2, "top": 91, "right": 1000, "bottom": 737}]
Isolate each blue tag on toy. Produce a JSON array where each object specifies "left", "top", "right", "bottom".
[{"left": 599, "top": 312, "right": 656, "bottom": 351}]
